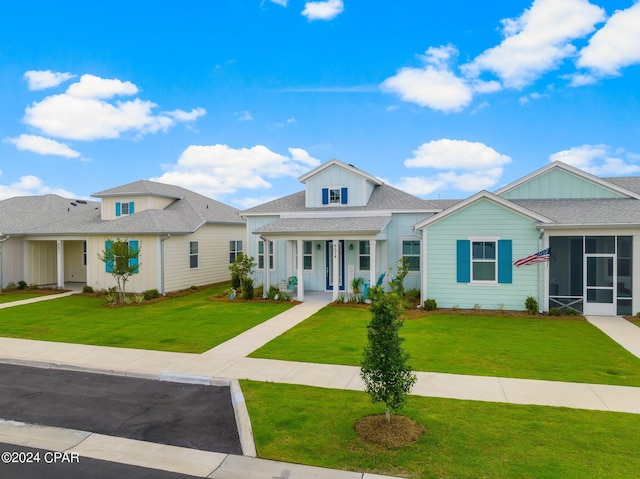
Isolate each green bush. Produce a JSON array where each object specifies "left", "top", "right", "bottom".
[
  {"left": 423, "top": 298, "right": 437, "bottom": 311},
  {"left": 266, "top": 285, "right": 279, "bottom": 300},
  {"left": 565, "top": 308, "right": 579, "bottom": 316},
  {"left": 242, "top": 277, "right": 254, "bottom": 300},
  {"left": 525, "top": 296, "right": 539, "bottom": 315},
  {"left": 4, "top": 282, "right": 17, "bottom": 291},
  {"left": 548, "top": 307, "right": 562, "bottom": 316},
  {"left": 82, "top": 285, "right": 94, "bottom": 294},
  {"left": 17, "top": 280, "right": 27, "bottom": 290},
  {"left": 143, "top": 289, "right": 160, "bottom": 300}
]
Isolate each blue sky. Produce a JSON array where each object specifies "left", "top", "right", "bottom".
[{"left": 1, "top": 0, "right": 639, "bottom": 208}]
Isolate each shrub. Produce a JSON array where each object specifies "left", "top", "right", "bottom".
[
  {"left": 105, "top": 292, "right": 118, "bottom": 305},
  {"left": 423, "top": 298, "right": 437, "bottom": 311},
  {"left": 134, "top": 294, "right": 145, "bottom": 304},
  {"left": 17, "top": 280, "right": 27, "bottom": 290},
  {"left": 143, "top": 289, "right": 160, "bottom": 300},
  {"left": 405, "top": 288, "right": 420, "bottom": 301},
  {"left": 82, "top": 285, "right": 94, "bottom": 294},
  {"left": 4, "top": 282, "right": 17, "bottom": 291},
  {"left": 565, "top": 308, "right": 579, "bottom": 316},
  {"left": 266, "top": 285, "right": 279, "bottom": 300},
  {"left": 242, "top": 277, "right": 254, "bottom": 300},
  {"left": 278, "top": 291, "right": 292, "bottom": 301},
  {"left": 548, "top": 307, "right": 562, "bottom": 316},
  {"left": 525, "top": 296, "right": 539, "bottom": 315}
]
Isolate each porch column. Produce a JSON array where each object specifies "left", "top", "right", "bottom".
[
  {"left": 332, "top": 238, "right": 340, "bottom": 301},
  {"left": 296, "top": 239, "right": 304, "bottom": 301},
  {"left": 263, "top": 237, "right": 270, "bottom": 299},
  {"left": 56, "top": 240, "right": 64, "bottom": 289},
  {"left": 369, "top": 239, "right": 377, "bottom": 290}
]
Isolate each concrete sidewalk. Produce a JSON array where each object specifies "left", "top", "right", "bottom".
[
  {"left": 0, "top": 291, "right": 74, "bottom": 309},
  {"left": 586, "top": 315, "right": 640, "bottom": 359}
]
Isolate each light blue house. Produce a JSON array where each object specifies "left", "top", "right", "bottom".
[
  {"left": 241, "top": 159, "right": 438, "bottom": 301},
  {"left": 243, "top": 159, "right": 640, "bottom": 315}
]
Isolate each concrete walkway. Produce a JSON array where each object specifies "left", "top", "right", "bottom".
[
  {"left": 0, "top": 291, "right": 74, "bottom": 309},
  {"left": 2, "top": 293, "right": 640, "bottom": 477}
]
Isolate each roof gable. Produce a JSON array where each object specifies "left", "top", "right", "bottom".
[
  {"left": 495, "top": 161, "right": 640, "bottom": 200},
  {"left": 298, "top": 158, "right": 382, "bottom": 185},
  {"left": 415, "top": 191, "right": 552, "bottom": 230}
]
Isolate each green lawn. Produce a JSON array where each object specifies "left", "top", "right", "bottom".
[
  {"left": 242, "top": 380, "right": 640, "bottom": 479},
  {"left": 251, "top": 305, "right": 640, "bottom": 386},
  {"left": 0, "top": 292, "right": 44, "bottom": 304},
  {"left": 0, "top": 285, "right": 293, "bottom": 353}
]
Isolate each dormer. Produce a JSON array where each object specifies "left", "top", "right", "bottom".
[
  {"left": 92, "top": 180, "right": 182, "bottom": 221},
  {"left": 298, "top": 159, "right": 383, "bottom": 208}
]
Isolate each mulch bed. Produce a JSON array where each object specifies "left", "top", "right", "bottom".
[{"left": 354, "top": 414, "right": 426, "bottom": 448}]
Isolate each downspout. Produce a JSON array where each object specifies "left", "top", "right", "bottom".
[
  {"left": 539, "top": 228, "right": 545, "bottom": 314},
  {"left": 0, "top": 235, "right": 10, "bottom": 290},
  {"left": 160, "top": 234, "right": 170, "bottom": 295}
]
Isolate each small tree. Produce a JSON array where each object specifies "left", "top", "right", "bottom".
[
  {"left": 360, "top": 286, "right": 416, "bottom": 423},
  {"left": 389, "top": 257, "right": 409, "bottom": 296},
  {"left": 229, "top": 253, "right": 256, "bottom": 294},
  {"left": 98, "top": 238, "right": 141, "bottom": 303}
]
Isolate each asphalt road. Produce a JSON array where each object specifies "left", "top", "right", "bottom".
[{"left": 0, "top": 363, "right": 242, "bottom": 454}]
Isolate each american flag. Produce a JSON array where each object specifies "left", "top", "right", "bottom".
[{"left": 513, "top": 247, "right": 551, "bottom": 267}]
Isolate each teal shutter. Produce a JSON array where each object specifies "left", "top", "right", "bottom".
[
  {"left": 322, "top": 188, "right": 329, "bottom": 205},
  {"left": 341, "top": 187, "right": 348, "bottom": 204},
  {"left": 129, "top": 240, "right": 139, "bottom": 273},
  {"left": 115, "top": 202, "right": 121, "bottom": 217},
  {"left": 105, "top": 240, "right": 114, "bottom": 273},
  {"left": 456, "top": 240, "right": 470, "bottom": 283},
  {"left": 498, "top": 240, "right": 512, "bottom": 284},
  {"left": 129, "top": 201, "right": 135, "bottom": 214}
]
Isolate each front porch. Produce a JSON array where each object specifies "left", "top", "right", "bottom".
[{"left": 25, "top": 238, "right": 87, "bottom": 289}]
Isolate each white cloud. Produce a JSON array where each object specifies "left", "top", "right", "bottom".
[
  {"left": 576, "top": 2, "right": 640, "bottom": 77},
  {"left": 234, "top": 195, "right": 283, "bottom": 209},
  {"left": 302, "top": 0, "right": 344, "bottom": 21},
  {"left": 22, "top": 73, "right": 206, "bottom": 141},
  {"left": 381, "top": 46, "right": 472, "bottom": 111},
  {"left": 396, "top": 139, "right": 512, "bottom": 195},
  {"left": 6, "top": 134, "right": 81, "bottom": 158},
  {"left": 462, "top": 0, "right": 606, "bottom": 88},
  {"left": 405, "top": 139, "right": 512, "bottom": 170},
  {"left": 550, "top": 144, "right": 640, "bottom": 175},
  {"left": 0, "top": 172, "right": 76, "bottom": 201},
  {"left": 270, "top": 0, "right": 288, "bottom": 6},
  {"left": 24, "top": 70, "right": 75, "bottom": 90},
  {"left": 235, "top": 110, "right": 253, "bottom": 122},
  {"left": 151, "top": 144, "right": 321, "bottom": 198},
  {"left": 518, "top": 91, "right": 549, "bottom": 105}
]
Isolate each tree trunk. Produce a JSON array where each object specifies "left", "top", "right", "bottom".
[{"left": 385, "top": 407, "right": 391, "bottom": 424}]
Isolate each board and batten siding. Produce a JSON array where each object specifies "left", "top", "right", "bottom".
[
  {"left": 386, "top": 213, "right": 432, "bottom": 291},
  {"left": 1, "top": 237, "right": 24, "bottom": 288},
  {"left": 163, "top": 223, "right": 245, "bottom": 292},
  {"left": 424, "top": 199, "right": 541, "bottom": 311},
  {"left": 500, "top": 168, "right": 624, "bottom": 200},
  {"left": 63, "top": 240, "right": 87, "bottom": 282},
  {"left": 101, "top": 196, "right": 175, "bottom": 220},
  {"left": 86, "top": 234, "right": 159, "bottom": 293},
  {"left": 304, "top": 164, "right": 371, "bottom": 207}
]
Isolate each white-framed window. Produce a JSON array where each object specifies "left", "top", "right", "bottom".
[
  {"left": 258, "top": 239, "right": 274, "bottom": 270},
  {"left": 402, "top": 239, "right": 420, "bottom": 272},
  {"left": 190, "top": 241, "right": 199, "bottom": 269},
  {"left": 303, "top": 241, "right": 313, "bottom": 270},
  {"left": 329, "top": 188, "right": 342, "bottom": 204},
  {"left": 83, "top": 241, "right": 87, "bottom": 266},
  {"left": 471, "top": 240, "right": 496, "bottom": 282},
  {"left": 358, "top": 241, "right": 370, "bottom": 271},
  {"left": 229, "top": 240, "right": 243, "bottom": 263},
  {"left": 115, "top": 201, "right": 134, "bottom": 217}
]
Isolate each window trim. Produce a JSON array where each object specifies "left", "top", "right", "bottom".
[
  {"left": 189, "top": 241, "right": 199, "bottom": 269},
  {"left": 257, "top": 239, "right": 275, "bottom": 271},
  {"left": 470, "top": 236, "right": 499, "bottom": 284},
  {"left": 302, "top": 240, "right": 313, "bottom": 271},
  {"left": 229, "top": 240, "right": 243, "bottom": 264},
  {"left": 400, "top": 238, "right": 420, "bottom": 273},
  {"left": 358, "top": 240, "right": 371, "bottom": 272}
]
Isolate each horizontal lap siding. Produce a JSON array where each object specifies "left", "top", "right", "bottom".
[
  {"left": 164, "top": 224, "right": 245, "bottom": 292},
  {"left": 426, "top": 199, "right": 540, "bottom": 310}
]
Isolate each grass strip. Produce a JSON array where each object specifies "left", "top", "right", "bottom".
[{"left": 241, "top": 380, "right": 640, "bottom": 479}]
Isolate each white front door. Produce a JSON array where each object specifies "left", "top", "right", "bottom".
[{"left": 584, "top": 254, "right": 616, "bottom": 315}]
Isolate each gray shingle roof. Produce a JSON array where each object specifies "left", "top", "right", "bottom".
[
  {"left": 603, "top": 177, "right": 640, "bottom": 195},
  {"left": 1, "top": 181, "right": 244, "bottom": 236},
  {"left": 253, "top": 216, "right": 392, "bottom": 235},
  {"left": 242, "top": 183, "right": 439, "bottom": 215},
  {"left": 512, "top": 198, "right": 640, "bottom": 226}
]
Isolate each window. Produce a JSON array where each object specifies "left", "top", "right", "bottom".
[
  {"left": 321, "top": 187, "right": 348, "bottom": 205},
  {"left": 83, "top": 241, "right": 87, "bottom": 266},
  {"left": 105, "top": 240, "right": 139, "bottom": 274},
  {"left": 472, "top": 241, "right": 496, "bottom": 281},
  {"left": 359, "top": 241, "right": 370, "bottom": 271},
  {"left": 402, "top": 240, "right": 420, "bottom": 272},
  {"left": 229, "top": 240, "right": 243, "bottom": 263},
  {"left": 303, "top": 241, "right": 313, "bottom": 270},
  {"left": 115, "top": 201, "right": 134, "bottom": 217},
  {"left": 258, "top": 240, "right": 274, "bottom": 270},
  {"left": 456, "top": 239, "right": 512, "bottom": 284},
  {"left": 190, "top": 241, "right": 199, "bottom": 269}
]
